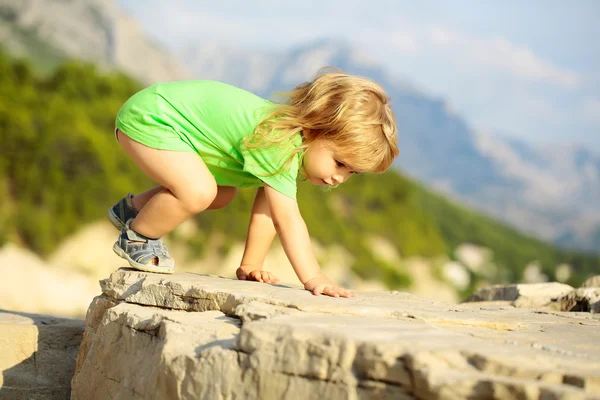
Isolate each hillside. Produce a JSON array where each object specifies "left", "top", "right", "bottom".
[{"left": 0, "top": 52, "right": 598, "bottom": 296}]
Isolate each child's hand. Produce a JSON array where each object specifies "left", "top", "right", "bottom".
[
  {"left": 303, "top": 275, "right": 357, "bottom": 298},
  {"left": 236, "top": 265, "right": 280, "bottom": 284}
]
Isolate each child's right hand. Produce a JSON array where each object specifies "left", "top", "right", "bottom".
[
  {"left": 262, "top": 185, "right": 356, "bottom": 299},
  {"left": 304, "top": 275, "right": 357, "bottom": 298}
]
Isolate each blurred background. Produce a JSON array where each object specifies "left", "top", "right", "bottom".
[{"left": 0, "top": 0, "right": 598, "bottom": 318}]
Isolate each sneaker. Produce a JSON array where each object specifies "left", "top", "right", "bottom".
[
  {"left": 108, "top": 193, "right": 139, "bottom": 230},
  {"left": 112, "top": 219, "right": 175, "bottom": 274}
]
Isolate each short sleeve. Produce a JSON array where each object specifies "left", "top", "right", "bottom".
[{"left": 241, "top": 137, "right": 301, "bottom": 199}]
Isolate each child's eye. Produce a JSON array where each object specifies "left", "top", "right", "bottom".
[{"left": 335, "top": 160, "right": 345, "bottom": 168}]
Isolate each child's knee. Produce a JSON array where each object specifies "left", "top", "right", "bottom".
[{"left": 179, "top": 183, "right": 218, "bottom": 214}]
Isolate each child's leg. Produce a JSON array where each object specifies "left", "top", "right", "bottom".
[
  {"left": 130, "top": 186, "right": 165, "bottom": 211},
  {"left": 117, "top": 130, "right": 218, "bottom": 239},
  {"left": 207, "top": 186, "right": 237, "bottom": 210},
  {"left": 132, "top": 185, "right": 236, "bottom": 211}
]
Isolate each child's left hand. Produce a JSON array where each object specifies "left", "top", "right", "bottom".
[{"left": 236, "top": 265, "right": 280, "bottom": 284}]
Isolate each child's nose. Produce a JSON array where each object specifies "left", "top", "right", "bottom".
[{"left": 332, "top": 173, "right": 344, "bottom": 184}]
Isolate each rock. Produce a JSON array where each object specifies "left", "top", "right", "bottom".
[
  {"left": 581, "top": 275, "right": 600, "bottom": 288},
  {"left": 548, "top": 288, "right": 600, "bottom": 314},
  {"left": 454, "top": 243, "right": 492, "bottom": 273},
  {"left": 0, "top": 244, "right": 99, "bottom": 318},
  {"left": 0, "top": 311, "right": 85, "bottom": 399},
  {"left": 401, "top": 257, "right": 459, "bottom": 304},
  {"left": 555, "top": 263, "right": 573, "bottom": 283},
  {"left": 0, "top": 0, "right": 190, "bottom": 84},
  {"left": 522, "top": 262, "right": 549, "bottom": 283},
  {"left": 463, "top": 282, "right": 574, "bottom": 309},
  {"left": 4, "top": 222, "right": 422, "bottom": 319},
  {"left": 442, "top": 261, "right": 470, "bottom": 290},
  {"left": 70, "top": 269, "right": 600, "bottom": 399}
]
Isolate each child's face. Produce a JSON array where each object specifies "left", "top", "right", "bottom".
[{"left": 302, "top": 139, "right": 357, "bottom": 186}]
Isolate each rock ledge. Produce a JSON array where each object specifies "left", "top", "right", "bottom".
[{"left": 71, "top": 269, "right": 600, "bottom": 399}]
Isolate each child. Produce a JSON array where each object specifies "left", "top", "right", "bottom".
[{"left": 108, "top": 67, "right": 399, "bottom": 298}]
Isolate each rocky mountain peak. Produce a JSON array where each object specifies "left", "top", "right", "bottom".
[{"left": 0, "top": 0, "right": 190, "bottom": 83}]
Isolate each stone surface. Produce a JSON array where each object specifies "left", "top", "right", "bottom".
[
  {"left": 71, "top": 269, "right": 600, "bottom": 399},
  {"left": 581, "top": 276, "right": 600, "bottom": 288},
  {"left": 465, "top": 281, "right": 600, "bottom": 315},
  {"left": 549, "top": 288, "right": 600, "bottom": 314},
  {"left": 1, "top": 221, "right": 458, "bottom": 320},
  {"left": 0, "top": 311, "right": 84, "bottom": 400},
  {"left": 464, "top": 282, "right": 575, "bottom": 308},
  {"left": 0, "top": 244, "right": 100, "bottom": 318}
]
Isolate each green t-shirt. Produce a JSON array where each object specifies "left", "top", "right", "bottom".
[{"left": 115, "top": 80, "right": 302, "bottom": 199}]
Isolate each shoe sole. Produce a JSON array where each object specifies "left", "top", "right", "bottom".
[
  {"left": 107, "top": 208, "right": 125, "bottom": 231},
  {"left": 112, "top": 242, "right": 175, "bottom": 274}
]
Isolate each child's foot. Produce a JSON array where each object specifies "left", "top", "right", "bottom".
[
  {"left": 112, "top": 219, "right": 175, "bottom": 274},
  {"left": 108, "top": 193, "right": 139, "bottom": 231}
]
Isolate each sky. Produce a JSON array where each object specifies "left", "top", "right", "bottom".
[{"left": 117, "top": 0, "right": 599, "bottom": 150}]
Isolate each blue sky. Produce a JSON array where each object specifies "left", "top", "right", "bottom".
[{"left": 118, "top": 0, "right": 599, "bottom": 149}]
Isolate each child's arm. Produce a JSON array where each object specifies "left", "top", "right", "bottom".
[
  {"left": 237, "top": 187, "right": 280, "bottom": 284},
  {"left": 263, "top": 184, "right": 356, "bottom": 298}
]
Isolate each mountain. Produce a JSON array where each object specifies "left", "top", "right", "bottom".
[
  {"left": 0, "top": 0, "right": 190, "bottom": 83},
  {"left": 181, "top": 39, "right": 600, "bottom": 253}
]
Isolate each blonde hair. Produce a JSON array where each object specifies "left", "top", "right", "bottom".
[{"left": 245, "top": 66, "right": 399, "bottom": 175}]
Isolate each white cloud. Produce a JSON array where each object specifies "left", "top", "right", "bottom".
[{"left": 429, "top": 27, "right": 580, "bottom": 88}]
